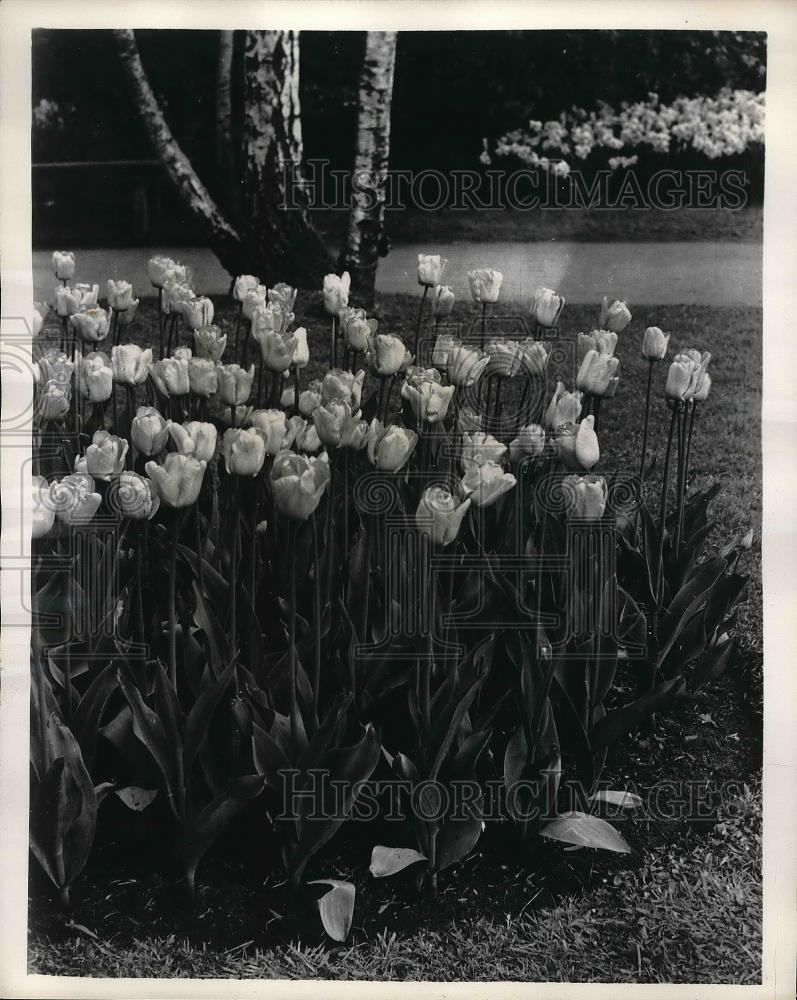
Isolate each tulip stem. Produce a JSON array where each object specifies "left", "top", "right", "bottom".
[
  {"left": 157, "top": 288, "right": 164, "bottom": 356},
  {"left": 679, "top": 403, "right": 698, "bottom": 545},
  {"left": 639, "top": 360, "right": 655, "bottom": 487},
  {"left": 288, "top": 519, "right": 298, "bottom": 743},
  {"left": 293, "top": 366, "right": 300, "bottom": 411},
  {"left": 330, "top": 316, "right": 337, "bottom": 370},
  {"left": 592, "top": 396, "right": 603, "bottom": 434},
  {"left": 311, "top": 511, "right": 322, "bottom": 727},
  {"left": 414, "top": 285, "right": 429, "bottom": 360},
  {"left": 494, "top": 377, "right": 503, "bottom": 433},
  {"left": 233, "top": 303, "right": 243, "bottom": 363},
  {"left": 195, "top": 504, "right": 205, "bottom": 596},
  {"left": 480, "top": 302, "right": 487, "bottom": 349},
  {"left": 167, "top": 512, "right": 182, "bottom": 691},
  {"left": 136, "top": 523, "right": 146, "bottom": 647},
  {"left": 229, "top": 479, "right": 240, "bottom": 663},
  {"left": 656, "top": 405, "right": 679, "bottom": 606},
  {"left": 377, "top": 377, "right": 388, "bottom": 424}
]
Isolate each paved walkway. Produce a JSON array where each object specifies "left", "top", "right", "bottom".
[{"left": 33, "top": 240, "right": 761, "bottom": 307}]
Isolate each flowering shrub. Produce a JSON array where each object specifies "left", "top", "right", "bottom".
[
  {"left": 28, "top": 252, "right": 751, "bottom": 940},
  {"left": 483, "top": 88, "right": 765, "bottom": 174}
]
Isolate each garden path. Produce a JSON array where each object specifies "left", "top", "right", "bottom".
[{"left": 33, "top": 240, "right": 761, "bottom": 307}]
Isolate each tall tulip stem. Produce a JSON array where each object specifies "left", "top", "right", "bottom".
[
  {"left": 233, "top": 303, "right": 243, "bottom": 363},
  {"left": 679, "top": 403, "right": 698, "bottom": 545},
  {"left": 157, "top": 288, "right": 164, "bottom": 356},
  {"left": 639, "top": 360, "right": 655, "bottom": 487},
  {"left": 167, "top": 511, "right": 183, "bottom": 691},
  {"left": 480, "top": 302, "right": 487, "bottom": 349},
  {"left": 288, "top": 519, "right": 298, "bottom": 743},
  {"left": 414, "top": 285, "right": 429, "bottom": 360},
  {"left": 229, "top": 479, "right": 240, "bottom": 662},
  {"left": 311, "top": 512, "right": 322, "bottom": 726},
  {"left": 655, "top": 404, "right": 679, "bottom": 606}
]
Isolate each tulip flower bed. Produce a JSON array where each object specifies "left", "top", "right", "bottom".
[{"left": 28, "top": 252, "right": 761, "bottom": 968}]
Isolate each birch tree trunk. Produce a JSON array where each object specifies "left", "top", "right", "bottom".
[
  {"left": 112, "top": 29, "right": 242, "bottom": 276},
  {"left": 114, "top": 29, "right": 332, "bottom": 286},
  {"left": 214, "top": 30, "right": 239, "bottom": 223},
  {"left": 242, "top": 30, "right": 333, "bottom": 286},
  {"left": 341, "top": 32, "right": 398, "bottom": 308}
]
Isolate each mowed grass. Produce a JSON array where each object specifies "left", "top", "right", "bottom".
[
  {"left": 28, "top": 785, "right": 762, "bottom": 983},
  {"left": 29, "top": 295, "right": 763, "bottom": 983}
]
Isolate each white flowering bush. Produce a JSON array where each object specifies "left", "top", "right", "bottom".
[{"left": 483, "top": 88, "right": 765, "bottom": 174}]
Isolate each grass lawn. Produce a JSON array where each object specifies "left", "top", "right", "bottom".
[{"left": 28, "top": 295, "right": 763, "bottom": 983}]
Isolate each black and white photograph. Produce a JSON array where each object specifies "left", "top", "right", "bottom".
[{"left": 0, "top": 1, "right": 795, "bottom": 996}]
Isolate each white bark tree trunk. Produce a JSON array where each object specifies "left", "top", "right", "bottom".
[
  {"left": 112, "top": 29, "right": 242, "bottom": 275},
  {"left": 341, "top": 32, "right": 398, "bottom": 308},
  {"left": 242, "top": 30, "right": 332, "bottom": 285}
]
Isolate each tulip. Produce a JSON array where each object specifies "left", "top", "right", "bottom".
[
  {"left": 180, "top": 421, "right": 218, "bottom": 462},
  {"left": 162, "top": 278, "right": 195, "bottom": 315},
  {"left": 433, "top": 285, "right": 455, "bottom": 318},
  {"left": 181, "top": 296, "right": 215, "bottom": 331},
  {"left": 52, "top": 473, "right": 102, "bottom": 526},
  {"left": 431, "top": 333, "right": 458, "bottom": 369},
  {"left": 461, "top": 431, "right": 507, "bottom": 472},
  {"left": 283, "top": 415, "right": 308, "bottom": 450},
  {"left": 485, "top": 339, "right": 523, "bottom": 378},
  {"left": 578, "top": 329, "right": 618, "bottom": 359},
  {"left": 340, "top": 308, "right": 376, "bottom": 353},
  {"left": 665, "top": 357, "right": 701, "bottom": 402},
  {"left": 216, "top": 363, "right": 254, "bottom": 406},
  {"left": 268, "top": 282, "right": 298, "bottom": 311},
  {"left": 576, "top": 350, "right": 620, "bottom": 398},
  {"left": 214, "top": 402, "right": 253, "bottom": 427},
  {"left": 241, "top": 284, "right": 268, "bottom": 321},
  {"left": 531, "top": 287, "right": 565, "bottom": 328},
  {"left": 367, "top": 419, "right": 418, "bottom": 472},
  {"left": 296, "top": 423, "right": 322, "bottom": 454},
  {"left": 467, "top": 268, "right": 503, "bottom": 303},
  {"left": 75, "top": 430, "right": 129, "bottom": 480},
  {"left": 187, "top": 357, "right": 218, "bottom": 397},
  {"left": 518, "top": 339, "right": 551, "bottom": 375},
  {"left": 254, "top": 326, "right": 297, "bottom": 374},
  {"left": 447, "top": 343, "right": 489, "bottom": 388},
  {"left": 416, "top": 486, "right": 471, "bottom": 546},
  {"left": 249, "top": 408, "right": 288, "bottom": 455},
  {"left": 70, "top": 307, "right": 111, "bottom": 344},
  {"left": 115, "top": 299, "right": 139, "bottom": 328},
  {"left": 553, "top": 416, "right": 600, "bottom": 471},
  {"left": 676, "top": 348, "right": 711, "bottom": 370},
  {"left": 79, "top": 351, "right": 113, "bottom": 402},
  {"left": 543, "top": 379, "right": 583, "bottom": 429},
  {"left": 321, "top": 368, "right": 365, "bottom": 410},
  {"left": 642, "top": 326, "right": 670, "bottom": 361},
  {"left": 404, "top": 376, "right": 455, "bottom": 425},
  {"left": 145, "top": 453, "right": 206, "bottom": 508},
  {"left": 223, "top": 427, "right": 266, "bottom": 476},
  {"left": 599, "top": 297, "right": 632, "bottom": 333},
  {"left": 292, "top": 327, "right": 309, "bottom": 369},
  {"left": 460, "top": 460, "right": 516, "bottom": 507},
  {"left": 322, "top": 272, "right": 351, "bottom": 314},
  {"left": 299, "top": 379, "right": 322, "bottom": 417},
  {"left": 55, "top": 286, "right": 82, "bottom": 317},
  {"left": 52, "top": 251, "right": 76, "bottom": 281},
  {"left": 116, "top": 472, "right": 159, "bottom": 520},
  {"left": 457, "top": 406, "right": 483, "bottom": 433},
  {"left": 251, "top": 299, "right": 293, "bottom": 338},
  {"left": 166, "top": 420, "right": 197, "bottom": 456},
  {"left": 131, "top": 406, "right": 169, "bottom": 456},
  {"left": 509, "top": 424, "right": 546, "bottom": 462},
  {"left": 313, "top": 400, "right": 367, "bottom": 449},
  {"left": 73, "top": 283, "right": 100, "bottom": 309},
  {"left": 172, "top": 345, "right": 191, "bottom": 360},
  {"left": 741, "top": 528, "right": 754, "bottom": 550},
  {"left": 150, "top": 357, "right": 190, "bottom": 397},
  {"left": 31, "top": 476, "right": 56, "bottom": 539},
  {"left": 233, "top": 274, "right": 260, "bottom": 302},
  {"left": 194, "top": 324, "right": 227, "bottom": 363},
  {"left": 693, "top": 371, "right": 712, "bottom": 402},
  {"left": 562, "top": 473, "right": 608, "bottom": 520},
  {"left": 112, "top": 344, "right": 152, "bottom": 386},
  {"left": 148, "top": 256, "right": 180, "bottom": 288},
  {"left": 107, "top": 279, "right": 135, "bottom": 311},
  {"left": 38, "top": 348, "right": 74, "bottom": 389},
  {"left": 39, "top": 380, "right": 70, "bottom": 421},
  {"left": 367, "top": 332, "right": 407, "bottom": 376},
  {"left": 270, "top": 451, "right": 330, "bottom": 520},
  {"left": 417, "top": 253, "right": 448, "bottom": 287}
]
